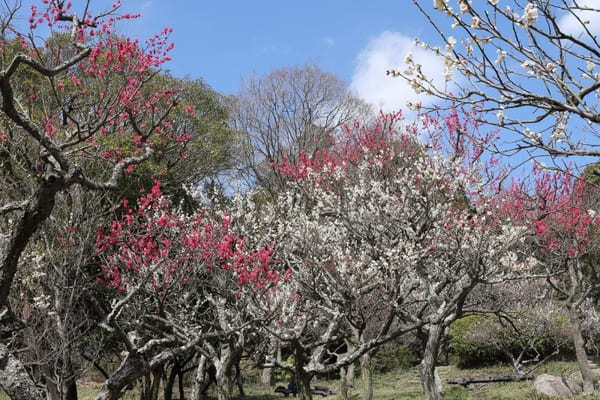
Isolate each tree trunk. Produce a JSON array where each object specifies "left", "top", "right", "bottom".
[
  {"left": 261, "top": 363, "right": 272, "bottom": 387},
  {"left": 360, "top": 351, "right": 373, "bottom": 400},
  {"left": 566, "top": 260, "right": 596, "bottom": 395},
  {"left": 261, "top": 337, "right": 277, "bottom": 386},
  {"left": 191, "top": 355, "right": 208, "bottom": 400},
  {"left": 234, "top": 358, "right": 244, "bottom": 397},
  {"left": 63, "top": 358, "right": 78, "bottom": 400},
  {"left": 151, "top": 369, "right": 162, "bottom": 400},
  {"left": 178, "top": 365, "right": 185, "bottom": 400},
  {"left": 294, "top": 345, "right": 313, "bottom": 400},
  {"left": 64, "top": 378, "right": 78, "bottom": 400},
  {"left": 95, "top": 354, "right": 149, "bottom": 400},
  {"left": 0, "top": 178, "right": 63, "bottom": 314},
  {"left": 0, "top": 343, "right": 45, "bottom": 400},
  {"left": 214, "top": 369, "right": 235, "bottom": 400},
  {"left": 214, "top": 348, "right": 235, "bottom": 400},
  {"left": 0, "top": 179, "right": 65, "bottom": 400},
  {"left": 418, "top": 324, "right": 444, "bottom": 400},
  {"left": 42, "top": 364, "right": 60, "bottom": 400},
  {"left": 339, "top": 362, "right": 355, "bottom": 400},
  {"left": 164, "top": 362, "right": 179, "bottom": 400},
  {"left": 139, "top": 368, "right": 161, "bottom": 400},
  {"left": 570, "top": 313, "right": 595, "bottom": 394},
  {"left": 296, "top": 373, "right": 312, "bottom": 400}
]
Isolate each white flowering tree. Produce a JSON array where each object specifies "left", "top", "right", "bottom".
[
  {"left": 388, "top": 1, "right": 600, "bottom": 165},
  {"left": 234, "top": 112, "right": 530, "bottom": 400}
]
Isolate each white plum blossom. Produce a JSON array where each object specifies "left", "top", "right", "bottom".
[
  {"left": 496, "top": 108, "right": 505, "bottom": 124},
  {"left": 495, "top": 49, "right": 507, "bottom": 64},
  {"left": 587, "top": 60, "right": 595, "bottom": 72},
  {"left": 443, "top": 66, "right": 453, "bottom": 81},
  {"left": 523, "top": 128, "right": 541, "bottom": 141},
  {"left": 523, "top": 3, "right": 538, "bottom": 26},
  {"left": 446, "top": 36, "right": 457, "bottom": 50},
  {"left": 235, "top": 113, "right": 528, "bottom": 400},
  {"left": 433, "top": 0, "right": 448, "bottom": 11}
]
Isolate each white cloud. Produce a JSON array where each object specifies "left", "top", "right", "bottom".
[
  {"left": 350, "top": 31, "right": 449, "bottom": 113},
  {"left": 323, "top": 37, "right": 335, "bottom": 48},
  {"left": 558, "top": 2, "right": 600, "bottom": 37}
]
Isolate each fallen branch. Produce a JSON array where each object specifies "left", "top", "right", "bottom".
[{"left": 447, "top": 374, "right": 533, "bottom": 387}]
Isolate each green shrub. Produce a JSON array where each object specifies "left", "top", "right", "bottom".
[
  {"left": 373, "top": 344, "right": 418, "bottom": 373},
  {"left": 449, "top": 311, "right": 575, "bottom": 370},
  {"left": 449, "top": 315, "right": 506, "bottom": 368}
]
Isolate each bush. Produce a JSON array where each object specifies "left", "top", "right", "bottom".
[
  {"left": 449, "top": 307, "right": 575, "bottom": 370},
  {"left": 373, "top": 343, "right": 418, "bottom": 373},
  {"left": 449, "top": 315, "right": 507, "bottom": 368}
]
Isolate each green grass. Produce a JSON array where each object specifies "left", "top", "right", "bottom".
[{"left": 2, "top": 361, "right": 600, "bottom": 399}]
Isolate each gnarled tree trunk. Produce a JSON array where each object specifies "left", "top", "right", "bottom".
[
  {"left": 95, "top": 354, "right": 149, "bottom": 400},
  {"left": 214, "top": 345, "right": 236, "bottom": 400},
  {"left": 0, "top": 343, "right": 45, "bottom": 400},
  {"left": 418, "top": 324, "right": 444, "bottom": 400},
  {"left": 294, "top": 345, "right": 313, "bottom": 400},
  {"left": 261, "top": 337, "right": 278, "bottom": 386},
  {"left": 339, "top": 361, "right": 355, "bottom": 400},
  {"left": 566, "top": 261, "right": 596, "bottom": 395},
  {"left": 191, "top": 355, "right": 208, "bottom": 400},
  {"left": 360, "top": 351, "right": 374, "bottom": 400}
]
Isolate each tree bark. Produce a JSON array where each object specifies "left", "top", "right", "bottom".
[
  {"left": 178, "top": 365, "right": 185, "bottom": 400},
  {"left": 65, "top": 378, "right": 78, "bottom": 400},
  {"left": 214, "top": 347, "right": 235, "bottom": 400},
  {"left": 95, "top": 354, "right": 149, "bottom": 400},
  {"left": 570, "top": 313, "right": 595, "bottom": 394},
  {"left": 0, "top": 180, "right": 64, "bottom": 399},
  {"left": 293, "top": 344, "right": 313, "bottom": 400},
  {"left": 214, "top": 368, "right": 235, "bottom": 400},
  {"left": 360, "top": 351, "right": 373, "bottom": 400},
  {"left": 150, "top": 369, "right": 161, "bottom": 400},
  {"left": 234, "top": 357, "right": 244, "bottom": 397},
  {"left": 418, "top": 324, "right": 444, "bottom": 400},
  {"left": 41, "top": 364, "right": 60, "bottom": 400},
  {"left": 296, "top": 372, "right": 312, "bottom": 400},
  {"left": 64, "top": 358, "right": 78, "bottom": 400},
  {"left": 164, "top": 362, "right": 179, "bottom": 400},
  {"left": 191, "top": 355, "right": 208, "bottom": 400},
  {"left": 339, "top": 362, "right": 355, "bottom": 400},
  {"left": 0, "top": 343, "right": 45, "bottom": 400},
  {"left": 260, "top": 337, "right": 281, "bottom": 386},
  {"left": 566, "top": 261, "right": 596, "bottom": 395},
  {"left": 0, "top": 178, "right": 64, "bottom": 314}
]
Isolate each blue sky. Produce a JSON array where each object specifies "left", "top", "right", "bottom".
[
  {"left": 115, "top": 0, "right": 448, "bottom": 109},
  {"left": 110, "top": 0, "right": 600, "bottom": 174},
  {"left": 15, "top": 0, "right": 600, "bottom": 171}
]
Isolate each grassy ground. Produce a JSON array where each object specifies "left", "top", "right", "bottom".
[{"left": 2, "top": 361, "right": 600, "bottom": 399}]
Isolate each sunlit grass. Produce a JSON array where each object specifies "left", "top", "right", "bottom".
[{"left": 2, "top": 361, "right": 600, "bottom": 399}]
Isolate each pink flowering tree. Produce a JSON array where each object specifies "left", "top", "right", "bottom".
[
  {"left": 504, "top": 167, "right": 600, "bottom": 394},
  {"left": 233, "top": 111, "right": 530, "bottom": 400},
  {"left": 94, "top": 180, "right": 280, "bottom": 400},
  {"left": 0, "top": 1, "right": 200, "bottom": 398}
]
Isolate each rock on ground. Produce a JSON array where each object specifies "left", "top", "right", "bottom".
[{"left": 534, "top": 374, "right": 574, "bottom": 399}]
